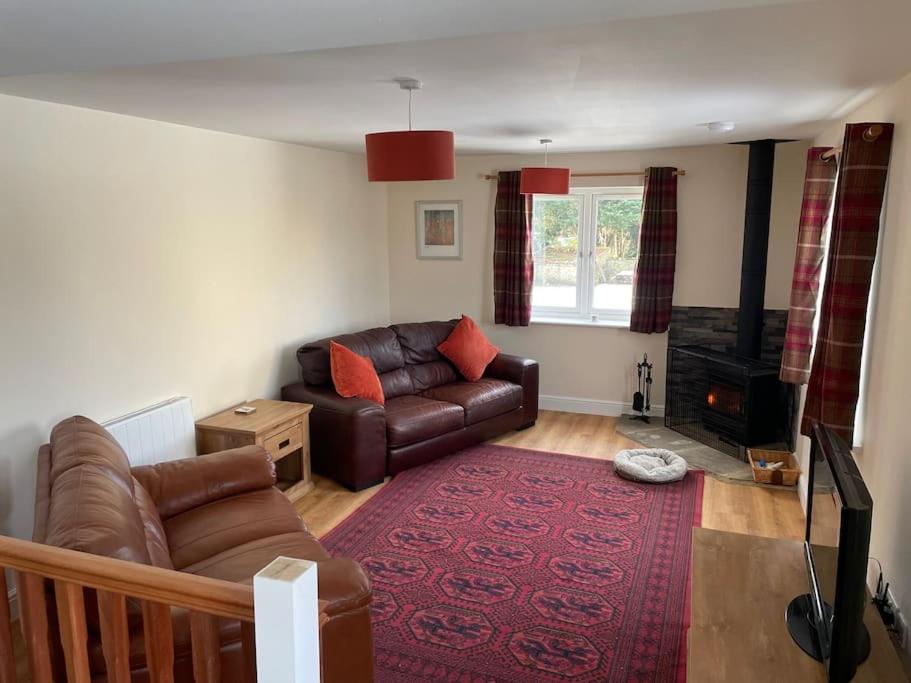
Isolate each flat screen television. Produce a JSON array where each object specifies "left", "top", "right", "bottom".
[{"left": 787, "top": 422, "right": 873, "bottom": 682}]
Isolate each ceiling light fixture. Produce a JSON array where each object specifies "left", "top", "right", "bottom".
[
  {"left": 365, "top": 78, "right": 454, "bottom": 182},
  {"left": 707, "top": 121, "right": 736, "bottom": 133},
  {"left": 520, "top": 139, "right": 570, "bottom": 195}
]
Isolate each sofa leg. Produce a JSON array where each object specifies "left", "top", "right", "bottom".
[{"left": 517, "top": 421, "right": 536, "bottom": 431}]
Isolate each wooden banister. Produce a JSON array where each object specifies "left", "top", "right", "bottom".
[
  {"left": 0, "top": 571, "right": 17, "bottom": 683},
  {"left": 98, "top": 590, "right": 131, "bottom": 683},
  {"left": 55, "top": 579, "right": 92, "bottom": 682},
  {"left": 190, "top": 612, "right": 222, "bottom": 682},
  {"left": 1, "top": 536, "right": 327, "bottom": 682},
  {"left": 15, "top": 570, "right": 53, "bottom": 682},
  {"left": 0, "top": 535, "right": 253, "bottom": 621},
  {"left": 241, "top": 621, "right": 257, "bottom": 682},
  {"left": 142, "top": 601, "right": 175, "bottom": 683}
]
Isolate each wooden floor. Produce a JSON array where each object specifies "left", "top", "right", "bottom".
[
  {"left": 8, "top": 410, "right": 827, "bottom": 682},
  {"left": 297, "top": 410, "right": 812, "bottom": 541}
]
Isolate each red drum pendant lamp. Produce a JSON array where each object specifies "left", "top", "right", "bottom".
[
  {"left": 520, "top": 138, "right": 570, "bottom": 194},
  {"left": 366, "top": 78, "right": 455, "bottom": 182}
]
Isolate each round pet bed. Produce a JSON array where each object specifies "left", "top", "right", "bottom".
[{"left": 614, "top": 448, "right": 687, "bottom": 484}]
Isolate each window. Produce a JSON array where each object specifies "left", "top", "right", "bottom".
[{"left": 531, "top": 187, "right": 643, "bottom": 324}]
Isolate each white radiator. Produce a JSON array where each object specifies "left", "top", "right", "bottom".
[{"left": 103, "top": 397, "right": 196, "bottom": 466}]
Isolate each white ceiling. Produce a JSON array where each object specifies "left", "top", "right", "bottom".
[
  {"left": 0, "top": 0, "right": 798, "bottom": 76},
  {"left": 1, "top": 0, "right": 910, "bottom": 154}
]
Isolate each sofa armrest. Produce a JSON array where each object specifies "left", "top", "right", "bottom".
[
  {"left": 318, "top": 557, "right": 372, "bottom": 615},
  {"left": 282, "top": 382, "right": 387, "bottom": 491},
  {"left": 131, "top": 446, "right": 276, "bottom": 520},
  {"left": 485, "top": 353, "right": 539, "bottom": 428},
  {"left": 317, "top": 556, "right": 375, "bottom": 681}
]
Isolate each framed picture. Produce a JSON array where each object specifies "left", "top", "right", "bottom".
[{"left": 415, "top": 200, "right": 462, "bottom": 259}]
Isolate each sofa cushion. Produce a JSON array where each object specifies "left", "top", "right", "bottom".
[
  {"left": 421, "top": 379, "right": 522, "bottom": 425},
  {"left": 44, "top": 417, "right": 150, "bottom": 566},
  {"left": 391, "top": 320, "right": 458, "bottom": 364},
  {"left": 330, "top": 340, "right": 385, "bottom": 405},
  {"left": 407, "top": 359, "right": 459, "bottom": 392},
  {"left": 298, "top": 327, "right": 405, "bottom": 385},
  {"left": 48, "top": 415, "right": 135, "bottom": 490},
  {"left": 43, "top": 417, "right": 154, "bottom": 636},
  {"left": 131, "top": 446, "right": 277, "bottom": 520},
  {"left": 384, "top": 395, "right": 465, "bottom": 448},
  {"left": 378, "top": 366, "right": 415, "bottom": 400},
  {"left": 182, "top": 532, "right": 372, "bottom": 617},
  {"left": 164, "top": 488, "right": 306, "bottom": 569},
  {"left": 437, "top": 315, "right": 500, "bottom": 382},
  {"left": 44, "top": 464, "right": 152, "bottom": 565}
]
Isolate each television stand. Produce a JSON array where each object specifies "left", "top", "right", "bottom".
[
  {"left": 688, "top": 529, "right": 901, "bottom": 682},
  {"left": 786, "top": 594, "right": 871, "bottom": 664}
]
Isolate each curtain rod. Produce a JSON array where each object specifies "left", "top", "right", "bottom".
[
  {"left": 482, "top": 169, "right": 686, "bottom": 180},
  {"left": 820, "top": 124, "right": 884, "bottom": 160}
]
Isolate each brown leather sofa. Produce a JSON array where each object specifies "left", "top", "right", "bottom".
[
  {"left": 281, "top": 320, "right": 539, "bottom": 491},
  {"left": 34, "top": 416, "right": 373, "bottom": 682}
]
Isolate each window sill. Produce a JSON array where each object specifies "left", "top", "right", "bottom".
[{"left": 530, "top": 316, "right": 631, "bottom": 329}]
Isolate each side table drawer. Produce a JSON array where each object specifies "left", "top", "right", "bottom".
[{"left": 263, "top": 422, "right": 303, "bottom": 462}]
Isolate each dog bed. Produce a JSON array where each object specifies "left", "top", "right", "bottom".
[{"left": 614, "top": 448, "right": 687, "bottom": 483}]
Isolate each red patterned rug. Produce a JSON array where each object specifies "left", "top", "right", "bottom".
[{"left": 322, "top": 444, "right": 704, "bottom": 682}]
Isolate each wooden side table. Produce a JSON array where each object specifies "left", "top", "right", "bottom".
[{"left": 195, "top": 399, "right": 314, "bottom": 503}]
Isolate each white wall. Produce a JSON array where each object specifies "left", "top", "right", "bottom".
[
  {"left": 0, "top": 94, "right": 390, "bottom": 540},
  {"left": 386, "top": 142, "right": 807, "bottom": 410},
  {"left": 795, "top": 72, "right": 911, "bottom": 626}
]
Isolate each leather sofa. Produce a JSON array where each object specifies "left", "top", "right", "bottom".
[
  {"left": 34, "top": 416, "right": 373, "bottom": 682},
  {"left": 282, "top": 320, "right": 539, "bottom": 491}
]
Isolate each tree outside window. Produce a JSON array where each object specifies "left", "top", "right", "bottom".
[{"left": 531, "top": 188, "right": 643, "bottom": 322}]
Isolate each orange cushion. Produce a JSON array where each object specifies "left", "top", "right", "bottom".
[
  {"left": 329, "top": 341, "right": 385, "bottom": 405},
  {"left": 436, "top": 315, "right": 500, "bottom": 382}
]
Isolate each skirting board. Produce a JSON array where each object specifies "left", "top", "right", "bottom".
[{"left": 540, "top": 395, "right": 665, "bottom": 418}]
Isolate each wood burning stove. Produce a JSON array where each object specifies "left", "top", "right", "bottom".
[
  {"left": 666, "top": 346, "right": 791, "bottom": 460},
  {"left": 665, "top": 140, "right": 795, "bottom": 459}
]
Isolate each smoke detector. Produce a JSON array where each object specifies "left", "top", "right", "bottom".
[{"left": 707, "top": 121, "right": 736, "bottom": 133}]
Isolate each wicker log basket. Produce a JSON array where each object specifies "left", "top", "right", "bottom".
[{"left": 747, "top": 448, "right": 800, "bottom": 486}]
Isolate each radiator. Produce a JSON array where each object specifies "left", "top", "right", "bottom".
[{"left": 103, "top": 396, "right": 196, "bottom": 466}]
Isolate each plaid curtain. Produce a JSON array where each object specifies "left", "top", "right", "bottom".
[
  {"left": 493, "top": 171, "right": 534, "bottom": 326},
  {"left": 801, "top": 123, "right": 894, "bottom": 441},
  {"left": 630, "top": 167, "right": 678, "bottom": 333},
  {"left": 779, "top": 148, "right": 838, "bottom": 384}
]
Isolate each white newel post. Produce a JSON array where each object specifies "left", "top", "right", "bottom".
[{"left": 253, "top": 557, "right": 321, "bottom": 683}]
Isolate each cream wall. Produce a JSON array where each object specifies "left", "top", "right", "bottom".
[
  {"left": 387, "top": 141, "right": 808, "bottom": 410},
  {"left": 0, "top": 94, "right": 390, "bottom": 541},
  {"left": 796, "top": 72, "right": 911, "bottom": 625}
]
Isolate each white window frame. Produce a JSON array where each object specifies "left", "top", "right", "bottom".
[{"left": 531, "top": 186, "right": 644, "bottom": 325}]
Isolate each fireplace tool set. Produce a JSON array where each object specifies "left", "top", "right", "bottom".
[{"left": 631, "top": 353, "right": 653, "bottom": 423}]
